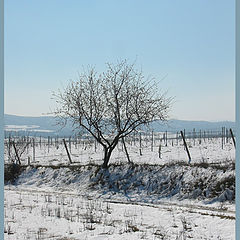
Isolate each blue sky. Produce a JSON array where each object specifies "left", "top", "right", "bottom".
[{"left": 4, "top": 0, "right": 235, "bottom": 121}]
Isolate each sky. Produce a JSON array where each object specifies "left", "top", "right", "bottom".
[{"left": 4, "top": 0, "right": 235, "bottom": 121}]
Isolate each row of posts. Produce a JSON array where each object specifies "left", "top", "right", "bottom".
[
  {"left": 5, "top": 128, "right": 234, "bottom": 148},
  {"left": 5, "top": 128, "right": 235, "bottom": 165}
]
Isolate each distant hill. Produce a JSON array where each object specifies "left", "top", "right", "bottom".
[
  {"left": 4, "top": 114, "right": 235, "bottom": 137},
  {"left": 151, "top": 119, "right": 235, "bottom": 132},
  {"left": 4, "top": 114, "right": 73, "bottom": 137}
]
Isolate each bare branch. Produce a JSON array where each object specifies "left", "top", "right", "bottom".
[{"left": 52, "top": 60, "right": 172, "bottom": 167}]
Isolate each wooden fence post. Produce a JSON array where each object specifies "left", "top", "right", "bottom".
[
  {"left": 75, "top": 137, "right": 77, "bottom": 149},
  {"left": 48, "top": 136, "right": 50, "bottom": 153},
  {"left": 230, "top": 128, "right": 236, "bottom": 148},
  {"left": 8, "top": 136, "right": 11, "bottom": 162},
  {"left": 26, "top": 136, "right": 29, "bottom": 154},
  {"left": 222, "top": 127, "right": 224, "bottom": 149},
  {"left": 193, "top": 128, "right": 195, "bottom": 146},
  {"left": 139, "top": 132, "right": 142, "bottom": 149},
  {"left": 199, "top": 130, "right": 202, "bottom": 144},
  {"left": 122, "top": 137, "right": 131, "bottom": 163},
  {"left": 69, "top": 137, "right": 71, "bottom": 153},
  {"left": 224, "top": 127, "right": 226, "bottom": 145},
  {"left": 176, "top": 132, "right": 178, "bottom": 146},
  {"left": 12, "top": 141, "right": 21, "bottom": 165},
  {"left": 165, "top": 131, "right": 167, "bottom": 147},
  {"left": 180, "top": 131, "right": 191, "bottom": 164},
  {"left": 139, "top": 132, "right": 142, "bottom": 156},
  {"left": 63, "top": 139, "right": 72, "bottom": 164},
  {"left": 158, "top": 144, "right": 161, "bottom": 159},
  {"left": 33, "top": 138, "right": 35, "bottom": 162},
  {"left": 226, "top": 128, "right": 229, "bottom": 143},
  {"left": 94, "top": 139, "right": 97, "bottom": 152}
]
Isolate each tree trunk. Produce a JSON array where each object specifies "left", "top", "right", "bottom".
[
  {"left": 122, "top": 138, "right": 131, "bottom": 163},
  {"left": 102, "top": 147, "right": 113, "bottom": 168}
]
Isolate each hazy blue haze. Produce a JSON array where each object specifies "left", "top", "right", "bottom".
[{"left": 4, "top": 0, "right": 235, "bottom": 121}]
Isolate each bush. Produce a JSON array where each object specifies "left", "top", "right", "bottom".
[{"left": 4, "top": 163, "right": 22, "bottom": 183}]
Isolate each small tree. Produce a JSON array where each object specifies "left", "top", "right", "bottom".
[{"left": 53, "top": 60, "right": 171, "bottom": 168}]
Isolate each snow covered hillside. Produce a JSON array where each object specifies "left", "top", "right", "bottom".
[{"left": 4, "top": 135, "right": 235, "bottom": 239}]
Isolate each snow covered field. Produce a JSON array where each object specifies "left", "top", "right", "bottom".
[
  {"left": 4, "top": 134, "right": 235, "bottom": 166},
  {"left": 4, "top": 135, "right": 236, "bottom": 239},
  {"left": 4, "top": 186, "right": 235, "bottom": 240}
]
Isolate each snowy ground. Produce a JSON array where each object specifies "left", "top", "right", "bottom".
[
  {"left": 4, "top": 186, "right": 235, "bottom": 240},
  {"left": 4, "top": 136, "right": 235, "bottom": 239},
  {"left": 4, "top": 136, "right": 235, "bottom": 166}
]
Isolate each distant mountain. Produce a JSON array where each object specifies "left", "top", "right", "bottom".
[
  {"left": 150, "top": 119, "right": 235, "bottom": 132},
  {"left": 4, "top": 114, "right": 235, "bottom": 137},
  {"left": 4, "top": 114, "right": 73, "bottom": 137}
]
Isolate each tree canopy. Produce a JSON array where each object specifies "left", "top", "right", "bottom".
[{"left": 53, "top": 60, "right": 172, "bottom": 167}]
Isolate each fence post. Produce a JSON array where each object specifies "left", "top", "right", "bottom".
[
  {"left": 158, "top": 144, "right": 161, "bottom": 159},
  {"left": 75, "top": 137, "right": 77, "bottom": 149},
  {"left": 8, "top": 136, "right": 11, "bottom": 162},
  {"left": 193, "top": 128, "right": 195, "bottom": 146},
  {"left": 224, "top": 127, "right": 226, "bottom": 145},
  {"left": 63, "top": 138, "right": 72, "bottom": 164},
  {"left": 122, "top": 137, "right": 131, "bottom": 163},
  {"left": 176, "top": 132, "right": 178, "bottom": 145},
  {"left": 222, "top": 127, "right": 224, "bottom": 149},
  {"left": 94, "top": 139, "right": 97, "bottom": 152},
  {"left": 26, "top": 136, "right": 29, "bottom": 154},
  {"left": 139, "top": 132, "right": 142, "bottom": 149},
  {"left": 48, "top": 136, "right": 50, "bottom": 153},
  {"left": 151, "top": 131, "right": 154, "bottom": 151},
  {"left": 180, "top": 131, "right": 191, "bottom": 164},
  {"left": 69, "top": 137, "right": 71, "bottom": 153},
  {"left": 199, "top": 130, "right": 202, "bottom": 144},
  {"left": 12, "top": 141, "right": 21, "bottom": 165},
  {"left": 165, "top": 131, "right": 168, "bottom": 146},
  {"left": 230, "top": 128, "right": 236, "bottom": 148},
  {"left": 33, "top": 138, "right": 35, "bottom": 162},
  {"left": 226, "top": 128, "right": 229, "bottom": 143}
]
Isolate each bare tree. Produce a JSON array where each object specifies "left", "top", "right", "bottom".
[
  {"left": 53, "top": 60, "right": 171, "bottom": 168},
  {"left": 6, "top": 138, "right": 31, "bottom": 165}
]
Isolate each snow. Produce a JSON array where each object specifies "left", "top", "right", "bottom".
[
  {"left": 5, "top": 125, "right": 40, "bottom": 131},
  {"left": 4, "top": 136, "right": 235, "bottom": 239},
  {"left": 4, "top": 186, "right": 235, "bottom": 239},
  {"left": 4, "top": 136, "right": 235, "bottom": 166},
  {"left": 4, "top": 125, "right": 54, "bottom": 133}
]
